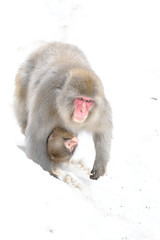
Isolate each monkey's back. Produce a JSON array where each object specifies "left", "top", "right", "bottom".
[{"left": 28, "top": 42, "right": 91, "bottom": 72}]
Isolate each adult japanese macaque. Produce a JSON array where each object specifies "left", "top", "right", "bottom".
[
  {"left": 14, "top": 42, "right": 112, "bottom": 180},
  {"left": 47, "top": 127, "right": 78, "bottom": 163}
]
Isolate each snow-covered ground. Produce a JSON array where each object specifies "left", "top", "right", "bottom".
[{"left": 0, "top": 0, "right": 160, "bottom": 239}]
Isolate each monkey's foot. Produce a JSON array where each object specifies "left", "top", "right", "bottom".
[
  {"left": 52, "top": 166, "right": 83, "bottom": 189},
  {"left": 52, "top": 166, "right": 66, "bottom": 180},
  {"left": 64, "top": 174, "right": 82, "bottom": 190}
]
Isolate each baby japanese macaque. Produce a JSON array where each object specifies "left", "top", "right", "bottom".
[{"left": 47, "top": 127, "right": 78, "bottom": 163}]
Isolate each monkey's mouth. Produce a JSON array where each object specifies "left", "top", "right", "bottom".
[{"left": 73, "top": 114, "right": 87, "bottom": 123}]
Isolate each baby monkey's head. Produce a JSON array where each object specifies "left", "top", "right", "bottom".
[{"left": 47, "top": 127, "right": 78, "bottom": 163}]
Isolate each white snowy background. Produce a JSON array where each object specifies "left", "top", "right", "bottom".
[{"left": 0, "top": 0, "right": 160, "bottom": 239}]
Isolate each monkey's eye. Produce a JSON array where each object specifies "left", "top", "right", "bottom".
[
  {"left": 86, "top": 100, "right": 92, "bottom": 103},
  {"left": 64, "top": 138, "right": 71, "bottom": 141},
  {"left": 78, "top": 97, "right": 83, "bottom": 101}
]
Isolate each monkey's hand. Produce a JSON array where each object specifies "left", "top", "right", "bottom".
[{"left": 90, "top": 164, "right": 106, "bottom": 180}]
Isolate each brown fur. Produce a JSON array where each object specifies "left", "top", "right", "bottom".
[
  {"left": 47, "top": 127, "right": 77, "bottom": 163},
  {"left": 14, "top": 68, "right": 28, "bottom": 133}
]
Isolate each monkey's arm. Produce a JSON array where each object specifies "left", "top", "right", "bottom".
[
  {"left": 24, "top": 98, "right": 56, "bottom": 173},
  {"left": 25, "top": 132, "right": 53, "bottom": 172},
  {"left": 91, "top": 130, "right": 112, "bottom": 180},
  {"left": 91, "top": 102, "right": 112, "bottom": 180}
]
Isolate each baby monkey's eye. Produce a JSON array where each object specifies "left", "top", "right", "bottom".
[{"left": 86, "top": 100, "right": 92, "bottom": 103}]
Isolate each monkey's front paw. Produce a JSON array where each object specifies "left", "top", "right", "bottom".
[
  {"left": 90, "top": 170, "right": 99, "bottom": 180},
  {"left": 90, "top": 168, "right": 105, "bottom": 180}
]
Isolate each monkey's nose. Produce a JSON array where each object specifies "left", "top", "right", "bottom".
[{"left": 80, "top": 102, "right": 87, "bottom": 112}]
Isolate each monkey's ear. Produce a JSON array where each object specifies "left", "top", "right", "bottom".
[{"left": 51, "top": 131, "right": 55, "bottom": 138}]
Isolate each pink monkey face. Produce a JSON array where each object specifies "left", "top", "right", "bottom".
[
  {"left": 64, "top": 137, "right": 79, "bottom": 152},
  {"left": 73, "top": 96, "right": 94, "bottom": 123}
]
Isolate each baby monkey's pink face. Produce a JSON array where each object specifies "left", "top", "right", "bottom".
[
  {"left": 64, "top": 137, "right": 79, "bottom": 153},
  {"left": 73, "top": 96, "right": 94, "bottom": 123}
]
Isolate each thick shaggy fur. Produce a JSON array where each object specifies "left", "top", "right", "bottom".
[{"left": 14, "top": 42, "right": 112, "bottom": 179}]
